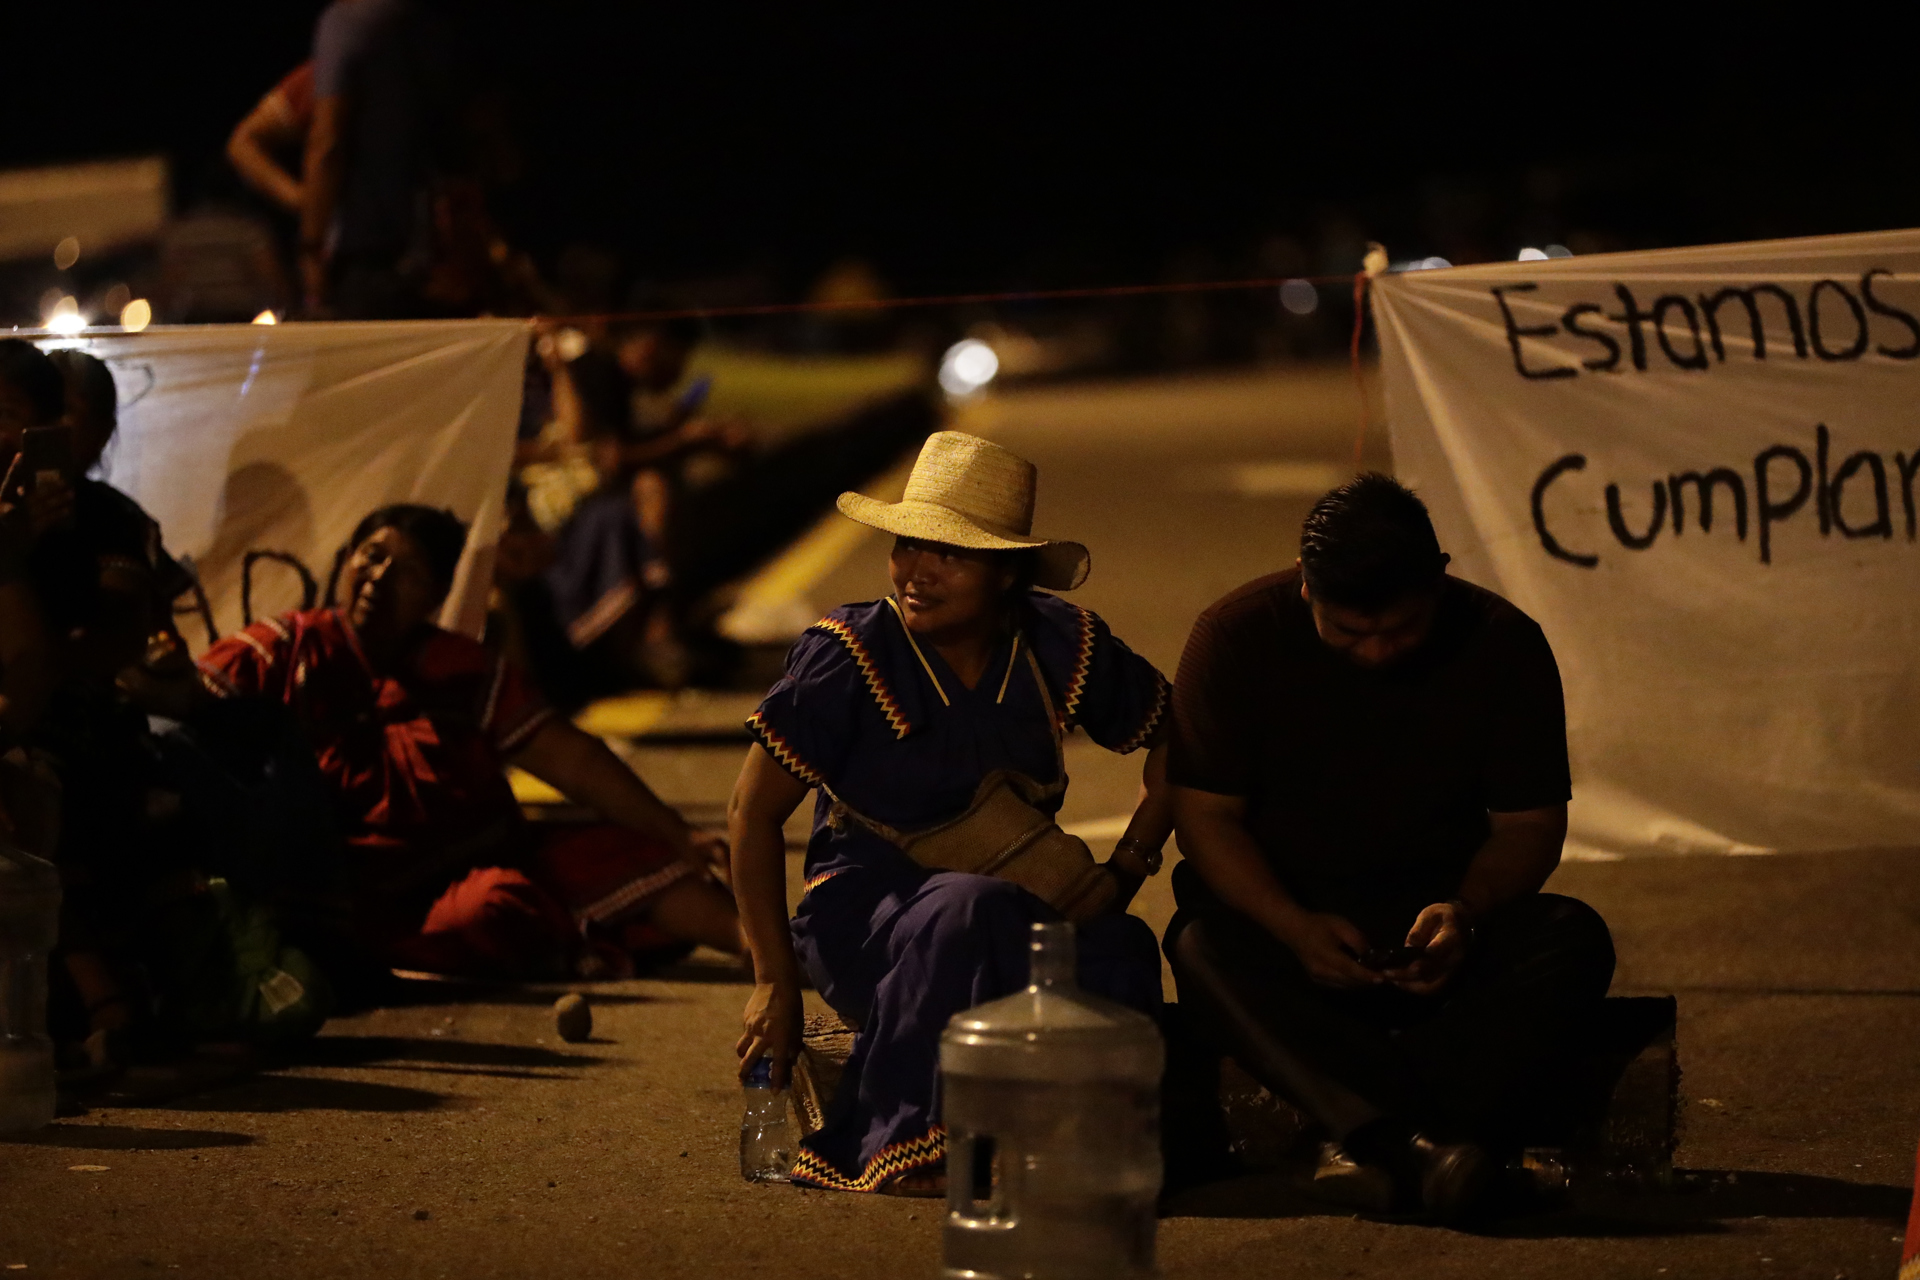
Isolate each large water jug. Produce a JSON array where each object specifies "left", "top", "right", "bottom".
[
  {"left": 0, "top": 843, "right": 60, "bottom": 1133},
  {"left": 940, "top": 921, "right": 1164, "bottom": 1280}
]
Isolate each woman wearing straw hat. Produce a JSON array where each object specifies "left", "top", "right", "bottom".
[{"left": 728, "top": 430, "right": 1173, "bottom": 1195}]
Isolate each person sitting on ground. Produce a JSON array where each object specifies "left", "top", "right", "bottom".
[
  {"left": 729, "top": 432, "right": 1172, "bottom": 1195},
  {"left": 1162, "top": 473, "right": 1615, "bottom": 1221},
  {"left": 193, "top": 503, "right": 743, "bottom": 992},
  {"left": 526, "top": 317, "right": 748, "bottom": 692},
  {"left": 0, "top": 340, "right": 322, "bottom": 1066},
  {"left": 45, "top": 349, "right": 198, "bottom": 635}
]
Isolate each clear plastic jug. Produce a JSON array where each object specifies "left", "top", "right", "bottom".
[
  {"left": 0, "top": 843, "right": 60, "bottom": 1133},
  {"left": 940, "top": 921, "right": 1164, "bottom": 1280}
]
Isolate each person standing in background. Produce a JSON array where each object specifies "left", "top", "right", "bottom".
[
  {"left": 300, "top": 0, "right": 461, "bottom": 318},
  {"left": 227, "top": 62, "right": 316, "bottom": 216}
]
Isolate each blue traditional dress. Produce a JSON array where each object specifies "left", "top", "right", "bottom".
[{"left": 747, "top": 590, "right": 1171, "bottom": 1192}]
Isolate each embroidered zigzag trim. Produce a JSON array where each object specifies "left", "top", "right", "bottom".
[
  {"left": 812, "top": 617, "right": 912, "bottom": 738},
  {"left": 791, "top": 1124, "right": 946, "bottom": 1193},
  {"left": 1060, "top": 603, "right": 1096, "bottom": 722},
  {"left": 1113, "top": 671, "right": 1171, "bottom": 755},
  {"left": 804, "top": 868, "right": 848, "bottom": 894},
  {"left": 747, "top": 711, "right": 825, "bottom": 787}
]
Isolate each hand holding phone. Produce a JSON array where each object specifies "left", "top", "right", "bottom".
[
  {"left": 1360, "top": 945, "right": 1426, "bottom": 972},
  {"left": 18, "top": 426, "right": 74, "bottom": 535}
]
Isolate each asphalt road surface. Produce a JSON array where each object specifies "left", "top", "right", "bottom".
[{"left": 5, "top": 365, "right": 1916, "bottom": 1279}]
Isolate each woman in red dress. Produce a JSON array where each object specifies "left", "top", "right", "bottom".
[{"left": 196, "top": 504, "right": 741, "bottom": 984}]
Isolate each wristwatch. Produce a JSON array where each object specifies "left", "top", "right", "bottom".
[{"left": 1111, "top": 836, "right": 1164, "bottom": 877}]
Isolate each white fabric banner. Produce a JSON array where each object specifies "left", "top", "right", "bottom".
[
  {"left": 40, "top": 319, "right": 528, "bottom": 647},
  {"left": 1374, "top": 229, "right": 1920, "bottom": 858}
]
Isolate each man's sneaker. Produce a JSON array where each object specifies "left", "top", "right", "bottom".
[
  {"left": 1309, "top": 1140, "right": 1395, "bottom": 1213},
  {"left": 1409, "top": 1133, "right": 1494, "bottom": 1222}
]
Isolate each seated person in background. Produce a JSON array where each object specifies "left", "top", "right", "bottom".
[
  {"left": 522, "top": 318, "right": 747, "bottom": 692},
  {"left": 0, "top": 340, "right": 169, "bottom": 1045},
  {"left": 195, "top": 504, "right": 743, "bottom": 990},
  {"left": 1163, "top": 474, "right": 1614, "bottom": 1221},
  {"left": 46, "top": 348, "right": 197, "bottom": 632}
]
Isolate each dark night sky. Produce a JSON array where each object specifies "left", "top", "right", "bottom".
[{"left": 2, "top": 5, "right": 1914, "bottom": 298}]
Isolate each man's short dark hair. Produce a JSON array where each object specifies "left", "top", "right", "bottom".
[
  {"left": 1299, "top": 473, "right": 1449, "bottom": 610},
  {"left": 329, "top": 504, "right": 470, "bottom": 604},
  {"left": 0, "top": 339, "right": 67, "bottom": 426}
]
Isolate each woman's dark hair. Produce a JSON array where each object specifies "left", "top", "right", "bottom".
[
  {"left": 45, "top": 348, "right": 117, "bottom": 428},
  {"left": 1000, "top": 548, "right": 1039, "bottom": 599},
  {"left": 1299, "top": 472, "right": 1449, "bottom": 611},
  {"left": 0, "top": 339, "right": 67, "bottom": 426},
  {"left": 327, "top": 504, "right": 470, "bottom": 605}
]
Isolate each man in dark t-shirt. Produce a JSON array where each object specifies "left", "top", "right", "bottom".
[{"left": 1164, "top": 473, "right": 1615, "bottom": 1221}]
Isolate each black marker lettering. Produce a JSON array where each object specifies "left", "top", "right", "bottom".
[
  {"left": 1605, "top": 480, "right": 1667, "bottom": 550},
  {"left": 1652, "top": 295, "right": 1709, "bottom": 370},
  {"left": 1530, "top": 454, "right": 1599, "bottom": 567},
  {"left": 1754, "top": 445, "right": 1814, "bottom": 564},
  {"left": 1667, "top": 468, "right": 1748, "bottom": 540},
  {"left": 1830, "top": 450, "right": 1892, "bottom": 539},
  {"left": 1608, "top": 284, "right": 1653, "bottom": 371},
  {"left": 1860, "top": 269, "right": 1920, "bottom": 359},
  {"left": 1816, "top": 423, "right": 1832, "bottom": 535},
  {"left": 1897, "top": 451, "right": 1920, "bottom": 540},
  {"left": 1699, "top": 285, "right": 1807, "bottom": 361},
  {"left": 1808, "top": 280, "right": 1869, "bottom": 361},
  {"left": 1561, "top": 302, "right": 1621, "bottom": 372},
  {"left": 1492, "top": 284, "right": 1575, "bottom": 380}
]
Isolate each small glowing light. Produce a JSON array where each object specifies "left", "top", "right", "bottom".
[
  {"left": 1545, "top": 244, "right": 1573, "bottom": 258},
  {"left": 1517, "top": 247, "right": 1550, "bottom": 262},
  {"left": 938, "top": 339, "right": 999, "bottom": 398},
  {"left": 252, "top": 310, "right": 279, "bottom": 325},
  {"left": 119, "top": 298, "right": 152, "bottom": 332},
  {"left": 1278, "top": 279, "right": 1318, "bottom": 316},
  {"left": 53, "top": 236, "right": 80, "bottom": 270},
  {"left": 44, "top": 296, "right": 86, "bottom": 334},
  {"left": 554, "top": 327, "right": 589, "bottom": 361}
]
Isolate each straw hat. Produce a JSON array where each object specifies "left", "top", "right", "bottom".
[{"left": 836, "top": 431, "right": 1090, "bottom": 590}]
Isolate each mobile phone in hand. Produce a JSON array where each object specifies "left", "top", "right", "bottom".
[
  {"left": 21, "top": 425, "right": 73, "bottom": 490},
  {"left": 1360, "top": 945, "right": 1425, "bottom": 971}
]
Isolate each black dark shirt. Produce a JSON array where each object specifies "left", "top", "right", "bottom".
[{"left": 1168, "top": 568, "right": 1571, "bottom": 941}]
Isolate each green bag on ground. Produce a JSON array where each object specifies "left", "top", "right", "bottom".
[{"left": 154, "top": 877, "right": 333, "bottom": 1044}]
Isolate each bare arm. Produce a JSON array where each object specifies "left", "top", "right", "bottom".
[
  {"left": 1105, "top": 737, "right": 1172, "bottom": 909},
  {"left": 509, "top": 718, "right": 697, "bottom": 861},
  {"left": 727, "top": 744, "right": 809, "bottom": 1084},
  {"left": 1173, "top": 782, "right": 1381, "bottom": 988},
  {"left": 1394, "top": 804, "right": 1566, "bottom": 994},
  {"left": 227, "top": 90, "right": 305, "bottom": 213},
  {"left": 298, "top": 95, "right": 345, "bottom": 311}
]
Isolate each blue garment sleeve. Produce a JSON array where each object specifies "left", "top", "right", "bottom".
[
  {"left": 1055, "top": 606, "right": 1172, "bottom": 755},
  {"left": 746, "top": 629, "right": 867, "bottom": 788}
]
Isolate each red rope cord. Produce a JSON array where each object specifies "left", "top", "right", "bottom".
[{"left": 1350, "top": 271, "right": 1373, "bottom": 471}]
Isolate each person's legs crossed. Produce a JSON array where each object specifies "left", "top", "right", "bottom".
[
  {"left": 1166, "top": 901, "right": 1414, "bottom": 1141},
  {"left": 1395, "top": 893, "right": 1616, "bottom": 1144}
]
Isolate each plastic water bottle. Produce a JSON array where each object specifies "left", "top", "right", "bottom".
[
  {"left": 940, "top": 921, "right": 1164, "bottom": 1280},
  {"left": 0, "top": 843, "right": 60, "bottom": 1134},
  {"left": 739, "top": 1057, "right": 794, "bottom": 1183}
]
